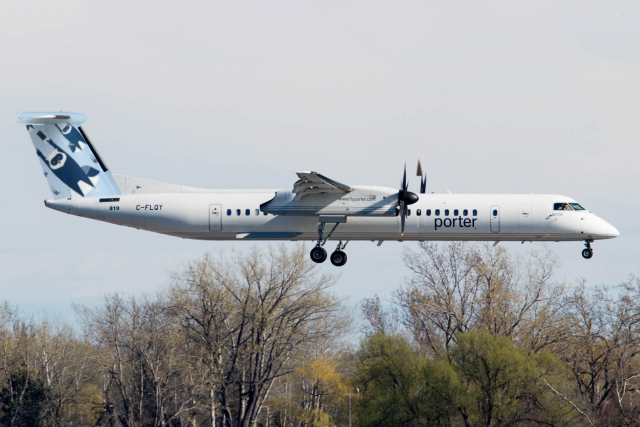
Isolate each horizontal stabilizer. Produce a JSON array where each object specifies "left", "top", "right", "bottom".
[{"left": 19, "top": 112, "right": 88, "bottom": 125}]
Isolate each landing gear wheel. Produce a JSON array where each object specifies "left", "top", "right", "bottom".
[
  {"left": 582, "top": 248, "right": 593, "bottom": 259},
  {"left": 330, "top": 251, "right": 348, "bottom": 267},
  {"left": 582, "top": 240, "right": 594, "bottom": 259},
  {"left": 310, "top": 247, "right": 327, "bottom": 263}
]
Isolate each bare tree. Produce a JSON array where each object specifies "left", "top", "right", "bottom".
[
  {"left": 34, "top": 317, "right": 96, "bottom": 427},
  {"left": 562, "top": 276, "right": 640, "bottom": 426},
  {"left": 75, "top": 293, "right": 198, "bottom": 427},
  {"left": 0, "top": 304, "right": 101, "bottom": 427},
  {"left": 391, "top": 242, "right": 566, "bottom": 356},
  {"left": 396, "top": 242, "right": 481, "bottom": 354},
  {"left": 76, "top": 295, "right": 138, "bottom": 427},
  {"left": 168, "top": 244, "right": 348, "bottom": 427},
  {"left": 359, "top": 295, "right": 399, "bottom": 337},
  {"left": 473, "top": 244, "right": 567, "bottom": 350}
]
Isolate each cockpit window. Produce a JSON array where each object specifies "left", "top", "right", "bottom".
[
  {"left": 569, "top": 203, "right": 585, "bottom": 211},
  {"left": 553, "top": 203, "right": 573, "bottom": 211}
]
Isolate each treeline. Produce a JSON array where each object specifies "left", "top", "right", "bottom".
[
  {"left": 0, "top": 244, "right": 638, "bottom": 426},
  {"left": 358, "top": 243, "right": 640, "bottom": 426},
  {"left": 0, "top": 246, "right": 352, "bottom": 427}
]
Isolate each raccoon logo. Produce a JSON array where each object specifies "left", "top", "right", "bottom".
[
  {"left": 35, "top": 132, "right": 98, "bottom": 196},
  {"left": 45, "top": 149, "right": 67, "bottom": 170}
]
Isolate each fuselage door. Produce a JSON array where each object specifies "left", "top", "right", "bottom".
[
  {"left": 209, "top": 204, "right": 222, "bottom": 231},
  {"left": 490, "top": 206, "right": 500, "bottom": 232}
]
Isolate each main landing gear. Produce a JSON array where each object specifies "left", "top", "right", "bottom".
[
  {"left": 582, "top": 240, "right": 594, "bottom": 259},
  {"left": 330, "top": 242, "right": 348, "bottom": 267},
  {"left": 309, "top": 221, "right": 348, "bottom": 267},
  {"left": 310, "top": 246, "right": 327, "bottom": 263}
]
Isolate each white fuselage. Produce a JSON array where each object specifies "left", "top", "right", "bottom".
[{"left": 44, "top": 185, "right": 619, "bottom": 243}]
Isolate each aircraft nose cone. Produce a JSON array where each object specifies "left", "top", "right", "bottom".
[{"left": 608, "top": 225, "right": 620, "bottom": 238}]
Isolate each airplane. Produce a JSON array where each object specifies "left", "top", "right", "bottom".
[{"left": 20, "top": 111, "right": 619, "bottom": 266}]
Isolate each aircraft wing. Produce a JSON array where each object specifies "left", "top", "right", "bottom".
[{"left": 293, "top": 171, "right": 353, "bottom": 198}]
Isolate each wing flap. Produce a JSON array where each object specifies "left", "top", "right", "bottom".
[{"left": 293, "top": 171, "right": 353, "bottom": 198}]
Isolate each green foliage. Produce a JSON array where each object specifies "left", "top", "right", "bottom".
[
  {"left": 355, "top": 333, "right": 456, "bottom": 426},
  {"left": 356, "top": 331, "right": 578, "bottom": 427},
  {"left": 291, "top": 358, "right": 349, "bottom": 426},
  {"left": 451, "top": 330, "right": 574, "bottom": 426},
  {"left": 0, "top": 369, "right": 47, "bottom": 427}
]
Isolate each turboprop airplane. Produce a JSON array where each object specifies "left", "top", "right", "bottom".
[{"left": 20, "top": 111, "right": 619, "bottom": 266}]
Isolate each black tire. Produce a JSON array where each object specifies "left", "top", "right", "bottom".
[
  {"left": 330, "top": 251, "right": 347, "bottom": 267},
  {"left": 582, "top": 248, "right": 593, "bottom": 259},
  {"left": 310, "top": 247, "right": 327, "bottom": 263}
]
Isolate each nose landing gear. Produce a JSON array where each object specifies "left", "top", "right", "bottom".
[{"left": 582, "top": 240, "right": 594, "bottom": 259}]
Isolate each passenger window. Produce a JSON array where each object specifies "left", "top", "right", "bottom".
[
  {"left": 473, "top": 209, "right": 477, "bottom": 216},
  {"left": 245, "top": 209, "right": 250, "bottom": 216},
  {"left": 463, "top": 209, "right": 468, "bottom": 216},
  {"left": 426, "top": 209, "right": 431, "bottom": 216},
  {"left": 236, "top": 209, "right": 241, "bottom": 216},
  {"left": 227, "top": 209, "right": 231, "bottom": 216},
  {"left": 416, "top": 209, "right": 421, "bottom": 216},
  {"left": 263, "top": 212, "right": 268, "bottom": 216},
  {"left": 445, "top": 209, "right": 449, "bottom": 216},
  {"left": 492, "top": 209, "right": 498, "bottom": 216},
  {"left": 407, "top": 209, "right": 411, "bottom": 216},
  {"left": 255, "top": 209, "right": 260, "bottom": 216},
  {"left": 454, "top": 209, "right": 459, "bottom": 216},
  {"left": 435, "top": 209, "right": 440, "bottom": 216}
]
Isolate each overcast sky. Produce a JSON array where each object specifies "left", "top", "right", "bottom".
[{"left": 1, "top": 0, "right": 638, "bottom": 322}]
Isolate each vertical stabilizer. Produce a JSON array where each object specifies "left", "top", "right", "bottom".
[{"left": 19, "top": 112, "right": 123, "bottom": 200}]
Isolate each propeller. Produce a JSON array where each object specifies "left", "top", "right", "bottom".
[
  {"left": 398, "top": 164, "right": 419, "bottom": 236},
  {"left": 416, "top": 160, "right": 427, "bottom": 194}
]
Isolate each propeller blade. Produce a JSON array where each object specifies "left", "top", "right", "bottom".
[
  {"left": 399, "top": 201, "right": 406, "bottom": 236},
  {"left": 416, "top": 160, "right": 427, "bottom": 194},
  {"left": 402, "top": 163, "right": 408, "bottom": 192},
  {"left": 397, "top": 163, "right": 419, "bottom": 235}
]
